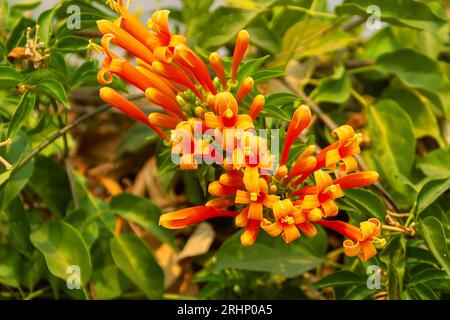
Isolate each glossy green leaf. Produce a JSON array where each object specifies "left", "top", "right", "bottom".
[
  {"left": 214, "top": 227, "right": 327, "bottom": 278},
  {"left": 335, "top": 0, "right": 447, "bottom": 32},
  {"left": 200, "top": 0, "right": 276, "bottom": 48},
  {"left": 30, "top": 220, "right": 92, "bottom": 285},
  {"left": 109, "top": 193, "right": 174, "bottom": 245},
  {"left": 417, "top": 148, "right": 450, "bottom": 179},
  {"left": 312, "top": 65, "right": 351, "bottom": 104},
  {"left": 28, "top": 156, "right": 71, "bottom": 217},
  {"left": 37, "top": 78, "right": 70, "bottom": 108},
  {"left": 37, "top": 7, "right": 57, "bottom": 46},
  {"left": 0, "top": 243, "right": 22, "bottom": 288},
  {"left": 312, "top": 271, "right": 365, "bottom": 289},
  {"left": 420, "top": 217, "right": 450, "bottom": 276},
  {"left": 8, "top": 91, "right": 36, "bottom": 139},
  {"left": 382, "top": 87, "right": 443, "bottom": 144},
  {"left": 110, "top": 233, "right": 164, "bottom": 299},
  {"left": 338, "top": 188, "right": 386, "bottom": 221},
  {"left": 277, "top": 19, "right": 355, "bottom": 64},
  {"left": 0, "top": 66, "right": 22, "bottom": 87},
  {"left": 54, "top": 36, "right": 89, "bottom": 53},
  {"left": 366, "top": 99, "right": 416, "bottom": 206},
  {"left": 376, "top": 49, "right": 446, "bottom": 92},
  {"left": 414, "top": 178, "right": 450, "bottom": 216}
]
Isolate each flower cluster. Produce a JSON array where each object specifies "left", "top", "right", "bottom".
[{"left": 94, "top": 1, "right": 384, "bottom": 261}]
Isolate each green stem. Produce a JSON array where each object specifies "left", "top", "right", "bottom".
[
  {"left": 24, "top": 287, "right": 50, "bottom": 300},
  {"left": 286, "top": 5, "right": 337, "bottom": 18}
]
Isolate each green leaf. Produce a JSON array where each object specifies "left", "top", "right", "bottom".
[
  {"left": 380, "top": 236, "right": 406, "bottom": 300},
  {"left": 54, "top": 36, "right": 89, "bottom": 53},
  {"left": 214, "top": 227, "right": 327, "bottom": 278},
  {"left": 338, "top": 188, "right": 386, "bottom": 221},
  {"left": 343, "top": 285, "right": 375, "bottom": 300},
  {"left": 0, "top": 131, "right": 34, "bottom": 209},
  {"left": 30, "top": 220, "right": 92, "bottom": 285},
  {"left": 8, "top": 91, "right": 37, "bottom": 139},
  {"left": 91, "top": 264, "right": 132, "bottom": 300},
  {"left": 366, "top": 99, "right": 416, "bottom": 206},
  {"left": 0, "top": 243, "right": 22, "bottom": 287},
  {"left": 37, "top": 7, "right": 57, "bottom": 46},
  {"left": 109, "top": 193, "right": 174, "bottom": 245},
  {"left": 335, "top": 0, "right": 447, "bottom": 32},
  {"left": 0, "top": 66, "right": 22, "bottom": 87},
  {"left": 28, "top": 156, "right": 71, "bottom": 217},
  {"left": 37, "top": 78, "right": 70, "bottom": 108},
  {"left": 6, "top": 17, "right": 34, "bottom": 51},
  {"left": 411, "top": 283, "right": 439, "bottom": 300},
  {"left": 110, "top": 233, "right": 164, "bottom": 299},
  {"left": 200, "top": 0, "right": 276, "bottom": 48},
  {"left": 376, "top": 49, "right": 446, "bottom": 92},
  {"left": 276, "top": 19, "right": 355, "bottom": 64},
  {"left": 312, "top": 65, "right": 352, "bottom": 104},
  {"left": 409, "top": 268, "right": 448, "bottom": 286},
  {"left": 64, "top": 209, "right": 99, "bottom": 249},
  {"left": 417, "top": 148, "right": 450, "bottom": 179},
  {"left": 0, "top": 197, "right": 33, "bottom": 254},
  {"left": 420, "top": 217, "right": 450, "bottom": 276},
  {"left": 21, "top": 250, "right": 46, "bottom": 291},
  {"left": 246, "top": 17, "right": 281, "bottom": 54},
  {"left": 414, "top": 178, "right": 450, "bottom": 216},
  {"left": 361, "top": 28, "right": 401, "bottom": 60},
  {"left": 312, "top": 271, "right": 365, "bottom": 289},
  {"left": 382, "top": 86, "right": 443, "bottom": 144}
]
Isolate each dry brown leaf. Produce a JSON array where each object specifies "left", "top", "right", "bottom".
[
  {"left": 177, "top": 222, "right": 215, "bottom": 262},
  {"left": 155, "top": 243, "right": 182, "bottom": 289}
]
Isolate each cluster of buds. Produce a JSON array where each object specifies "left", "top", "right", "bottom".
[
  {"left": 8, "top": 26, "right": 49, "bottom": 69},
  {"left": 95, "top": 0, "right": 384, "bottom": 261}
]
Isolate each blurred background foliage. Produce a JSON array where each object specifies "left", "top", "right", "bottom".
[{"left": 0, "top": 0, "right": 449, "bottom": 300}]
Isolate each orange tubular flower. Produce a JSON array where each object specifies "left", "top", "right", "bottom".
[
  {"left": 280, "top": 105, "right": 312, "bottom": 166},
  {"left": 236, "top": 77, "right": 254, "bottom": 104},
  {"left": 114, "top": 0, "right": 155, "bottom": 48},
  {"left": 231, "top": 30, "right": 250, "bottom": 83},
  {"left": 261, "top": 199, "right": 302, "bottom": 243},
  {"left": 235, "top": 174, "right": 279, "bottom": 221},
  {"left": 151, "top": 60, "right": 203, "bottom": 99},
  {"left": 316, "top": 218, "right": 384, "bottom": 262},
  {"left": 284, "top": 145, "right": 316, "bottom": 185},
  {"left": 148, "top": 113, "right": 180, "bottom": 129},
  {"left": 209, "top": 52, "right": 227, "bottom": 89},
  {"left": 248, "top": 95, "right": 265, "bottom": 120},
  {"left": 204, "top": 92, "right": 254, "bottom": 130},
  {"left": 173, "top": 44, "right": 216, "bottom": 94},
  {"left": 100, "top": 88, "right": 169, "bottom": 141},
  {"left": 208, "top": 181, "right": 239, "bottom": 197},
  {"left": 145, "top": 88, "right": 187, "bottom": 120},
  {"left": 315, "top": 125, "right": 363, "bottom": 173},
  {"left": 333, "top": 171, "right": 379, "bottom": 189},
  {"left": 96, "top": 20, "right": 155, "bottom": 64},
  {"left": 205, "top": 198, "right": 235, "bottom": 209},
  {"left": 241, "top": 219, "right": 260, "bottom": 246},
  {"left": 299, "top": 171, "right": 344, "bottom": 218},
  {"left": 159, "top": 206, "right": 237, "bottom": 229}
]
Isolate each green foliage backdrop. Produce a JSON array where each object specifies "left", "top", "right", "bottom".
[{"left": 0, "top": 0, "right": 449, "bottom": 300}]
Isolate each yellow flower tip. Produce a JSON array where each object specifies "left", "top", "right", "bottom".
[
  {"left": 87, "top": 39, "right": 104, "bottom": 54},
  {"left": 269, "top": 184, "right": 277, "bottom": 194},
  {"left": 236, "top": 77, "right": 254, "bottom": 103},
  {"left": 250, "top": 192, "right": 258, "bottom": 202},
  {"left": 276, "top": 165, "right": 288, "bottom": 179},
  {"left": 195, "top": 106, "right": 206, "bottom": 118},
  {"left": 306, "top": 208, "right": 323, "bottom": 222}
]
